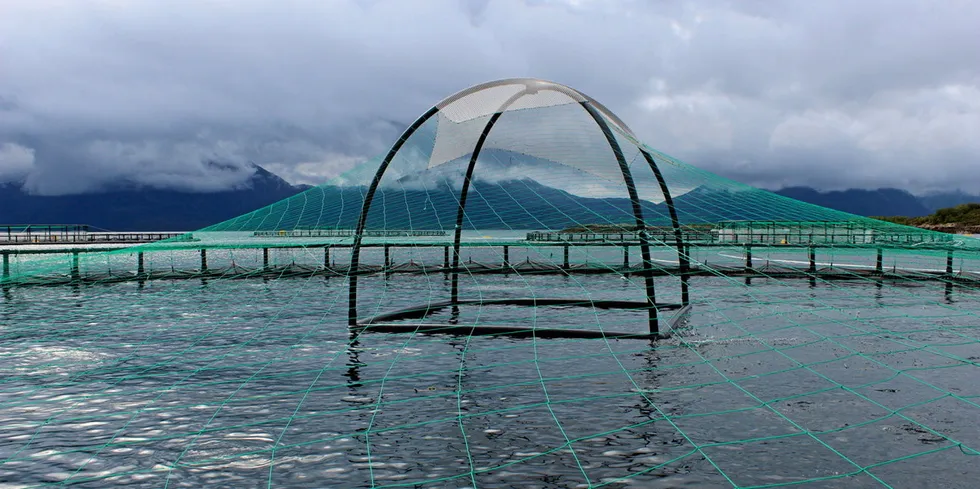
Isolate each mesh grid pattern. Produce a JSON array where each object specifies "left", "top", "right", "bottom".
[{"left": 2, "top": 79, "right": 980, "bottom": 488}]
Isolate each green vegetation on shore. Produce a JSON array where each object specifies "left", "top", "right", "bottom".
[{"left": 874, "top": 203, "right": 980, "bottom": 233}]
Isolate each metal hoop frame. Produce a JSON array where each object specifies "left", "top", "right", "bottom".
[{"left": 347, "top": 79, "right": 687, "bottom": 336}]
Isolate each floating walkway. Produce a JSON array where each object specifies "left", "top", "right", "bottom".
[
  {"left": 4, "top": 256, "right": 979, "bottom": 288},
  {"left": 3, "top": 238, "right": 978, "bottom": 292},
  {"left": 0, "top": 224, "right": 193, "bottom": 245},
  {"left": 254, "top": 229, "right": 447, "bottom": 238},
  {"left": 527, "top": 220, "right": 962, "bottom": 246}
]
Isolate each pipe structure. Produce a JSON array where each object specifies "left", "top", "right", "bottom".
[
  {"left": 450, "top": 111, "right": 505, "bottom": 304},
  {"left": 348, "top": 107, "right": 440, "bottom": 326},
  {"left": 579, "top": 101, "right": 659, "bottom": 334},
  {"left": 639, "top": 150, "right": 689, "bottom": 305},
  {"left": 347, "top": 79, "right": 682, "bottom": 334}
]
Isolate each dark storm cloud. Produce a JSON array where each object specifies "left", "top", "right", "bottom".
[{"left": 0, "top": 0, "right": 977, "bottom": 195}]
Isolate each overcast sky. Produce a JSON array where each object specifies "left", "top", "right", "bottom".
[{"left": 1, "top": 0, "right": 978, "bottom": 195}]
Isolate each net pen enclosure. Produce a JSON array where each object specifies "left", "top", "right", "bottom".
[{"left": 3, "top": 79, "right": 980, "bottom": 488}]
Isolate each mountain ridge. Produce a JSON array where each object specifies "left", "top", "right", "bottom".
[
  {"left": 2, "top": 164, "right": 978, "bottom": 230},
  {"left": 773, "top": 186, "right": 931, "bottom": 217},
  {"left": 0, "top": 164, "right": 306, "bottom": 231}
]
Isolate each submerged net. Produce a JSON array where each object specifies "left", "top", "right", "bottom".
[{"left": 3, "top": 79, "right": 980, "bottom": 488}]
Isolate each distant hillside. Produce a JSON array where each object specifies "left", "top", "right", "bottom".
[
  {"left": 874, "top": 203, "right": 980, "bottom": 234},
  {"left": 919, "top": 191, "right": 980, "bottom": 213},
  {"left": 2, "top": 159, "right": 970, "bottom": 231},
  {"left": 6, "top": 164, "right": 805, "bottom": 232},
  {"left": 774, "top": 187, "right": 930, "bottom": 217},
  {"left": 212, "top": 178, "right": 864, "bottom": 232},
  {"left": 0, "top": 164, "right": 307, "bottom": 231}
]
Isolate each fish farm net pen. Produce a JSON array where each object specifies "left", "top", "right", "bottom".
[{"left": 2, "top": 79, "right": 980, "bottom": 488}]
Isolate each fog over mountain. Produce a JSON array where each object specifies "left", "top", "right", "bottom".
[
  {"left": 1, "top": 161, "right": 974, "bottom": 230},
  {"left": 1, "top": 0, "right": 978, "bottom": 197}
]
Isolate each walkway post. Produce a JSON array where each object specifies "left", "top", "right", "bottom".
[{"left": 71, "top": 252, "right": 80, "bottom": 282}]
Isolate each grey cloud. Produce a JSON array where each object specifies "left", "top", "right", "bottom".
[
  {"left": 0, "top": 143, "right": 35, "bottom": 182},
  {"left": 0, "top": 0, "right": 977, "bottom": 195},
  {"left": 22, "top": 137, "right": 256, "bottom": 195}
]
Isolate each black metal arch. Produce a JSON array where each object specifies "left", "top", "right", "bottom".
[
  {"left": 449, "top": 88, "right": 532, "bottom": 305},
  {"left": 640, "top": 150, "right": 690, "bottom": 305},
  {"left": 347, "top": 80, "right": 688, "bottom": 336},
  {"left": 577, "top": 101, "right": 659, "bottom": 333},
  {"left": 347, "top": 106, "right": 439, "bottom": 326}
]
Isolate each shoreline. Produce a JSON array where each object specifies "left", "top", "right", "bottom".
[{"left": 913, "top": 223, "right": 980, "bottom": 235}]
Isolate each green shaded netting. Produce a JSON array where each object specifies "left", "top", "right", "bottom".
[{"left": 3, "top": 79, "right": 980, "bottom": 488}]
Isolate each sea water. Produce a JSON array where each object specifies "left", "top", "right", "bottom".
[{"left": 2, "top": 235, "right": 980, "bottom": 487}]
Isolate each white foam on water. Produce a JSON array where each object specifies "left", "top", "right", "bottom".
[
  {"left": 69, "top": 421, "right": 108, "bottom": 429},
  {"left": 186, "top": 451, "right": 349, "bottom": 472},
  {"left": 114, "top": 437, "right": 149, "bottom": 443},
  {"left": 223, "top": 432, "right": 275, "bottom": 444},
  {"left": 341, "top": 396, "right": 374, "bottom": 404},
  {"left": 0, "top": 345, "right": 110, "bottom": 376}
]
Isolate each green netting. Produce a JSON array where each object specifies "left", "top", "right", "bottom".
[{"left": 2, "top": 78, "right": 980, "bottom": 488}]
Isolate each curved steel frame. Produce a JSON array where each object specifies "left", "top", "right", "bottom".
[
  {"left": 640, "top": 150, "right": 690, "bottom": 305},
  {"left": 347, "top": 79, "right": 688, "bottom": 335},
  {"left": 578, "top": 101, "right": 659, "bottom": 332}
]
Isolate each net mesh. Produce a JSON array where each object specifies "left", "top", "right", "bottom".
[{"left": 2, "top": 79, "right": 980, "bottom": 488}]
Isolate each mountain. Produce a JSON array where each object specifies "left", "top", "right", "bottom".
[
  {"left": 1, "top": 158, "right": 960, "bottom": 231},
  {"left": 0, "top": 164, "right": 307, "bottom": 231},
  {"left": 919, "top": 191, "right": 980, "bottom": 213},
  {"left": 213, "top": 178, "right": 647, "bottom": 231},
  {"left": 212, "top": 178, "right": 868, "bottom": 232},
  {"left": 774, "top": 187, "right": 930, "bottom": 217}
]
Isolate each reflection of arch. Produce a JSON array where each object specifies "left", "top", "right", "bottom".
[{"left": 348, "top": 78, "right": 687, "bottom": 337}]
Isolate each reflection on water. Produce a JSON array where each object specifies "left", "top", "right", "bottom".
[{"left": 1, "top": 272, "right": 980, "bottom": 487}]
